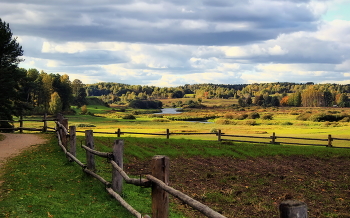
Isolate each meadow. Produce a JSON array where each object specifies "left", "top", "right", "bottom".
[{"left": 1, "top": 99, "right": 350, "bottom": 217}]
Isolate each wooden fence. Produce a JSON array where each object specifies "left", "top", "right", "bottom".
[
  {"left": 0, "top": 114, "right": 56, "bottom": 133},
  {"left": 55, "top": 116, "right": 226, "bottom": 218}
]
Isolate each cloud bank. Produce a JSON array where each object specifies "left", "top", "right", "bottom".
[{"left": 1, "top": 0, "right": 350, "bottom": 86}]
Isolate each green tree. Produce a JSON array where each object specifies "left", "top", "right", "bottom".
[
  {"left": 0, "top": 18, "right": 25, "bottom": 130},
  {"left": 49, "top": 92, "right": 62, "bottom": 115}
]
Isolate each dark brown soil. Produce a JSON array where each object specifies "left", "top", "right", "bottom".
[{"left": 126, "top": 155, "right": 350, "bottom": 218}]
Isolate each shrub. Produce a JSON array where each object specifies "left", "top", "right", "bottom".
[
  {"left": 81, "top": 105, "right": 88, "bottom": 115},
  {"left": 152, "top": 118, "right": 170, "bottom": 122},
  {"left": 261, "top": 114, "right": 273, "bottom": 120},
  {"left": 245, "top": 120, "right": 258, "bottom": 126},
  {"left": 131, "top": 111, "right": 139, "bottom": 115},
  {"left": 210, "top": 128, "right": 218, "bottom": 133},
  {"left": 308, "top": 113, "right": 337, "bottom": 122},
  {"left": 76, "top": 123, "right": 96, "bottom": 127},
  {"left": 289, "top": 112, "right": 299, "bottom": 115},
  {"left": 340, "top": 117, "right": 350, "bottom": 122},
  {"left": 247, "top": 112, "right": 260, "bottom": 119},
  {"left": 281, "top": 121, "right": 293, "bottom": 125},
  {"left": 122, "top": 114, "right": 136, "bottom": 119},
  {"left": 215, "top": 119, "right": 233, "bottom": 125},
  {"left": 148, "top": 114, "right": 163, "bottom": 118},
  {"left": 234, "top": 114, "right": 248, "bottom": 120},
  {"left": 224, "top": 113, "right": 234, "bottom": 119},
  {"left": 296, "top": 112, "right": 312, "bottom": 121}
]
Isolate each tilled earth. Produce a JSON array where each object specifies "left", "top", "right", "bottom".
[{"left": 126, "top": 155, "right": 350, "bottom": 218}]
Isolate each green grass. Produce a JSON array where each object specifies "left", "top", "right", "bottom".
[
  {"left": 2, "top": 133, "right": 350, "bottom": 217},
  {"left": 0, "top": 135, "right": 188, "bottom": 218}
]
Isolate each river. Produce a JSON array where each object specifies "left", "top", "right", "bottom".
[{"left": 155, "top": 108, "right": 182, "bottom": 114}]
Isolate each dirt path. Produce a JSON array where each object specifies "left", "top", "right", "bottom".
[{"left": 0, "top": 133, "right": 47, "bottom": 185}]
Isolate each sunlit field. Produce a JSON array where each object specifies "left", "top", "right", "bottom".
[{"left": 14, "top": 99, "right": 350, "bottom": 147}]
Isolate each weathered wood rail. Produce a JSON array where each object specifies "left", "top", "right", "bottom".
[
  {"left": 0, "top": 114, "right": 55, "bottom": 133},
  {"left": 54, "top": 116, "right": 226, "bottom": 218}
]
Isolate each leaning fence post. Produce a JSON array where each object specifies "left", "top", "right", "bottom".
[
  {"left": 19, "top": 115, "right": 23, "bottom": 133},
  {"left": 43, "top": 113, "right": 47, "bottom": 132},
  {"left": 151, "top": 155, "right": 169, "bottom": 218},
  {"left": 218, "top": 129, "right": 222, "bottom": 141},
  {"left": 85, "top": 130, "right": 95, "bottom": 171},
  {"left": 112, "top": 139, "right": 124, "bottom": 194},
  {"left": 327, "top": 134, "right": 333, "bottom": 147},
  {"left": 166, "top": 129, "right": 170, "bottom": 139},
  {"left": 69, "top": 126, "right": 76, "bottom": 160},
  {"left": 279, "top": 200, "right": 308, "bottom": 218}
]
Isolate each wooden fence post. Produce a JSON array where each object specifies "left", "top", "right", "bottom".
[
  {"left": 43, "top": 113, "right": 47, "bottom": 132},
  {"left": 271, "top": 132, "right": 276, "bottom": 144},
  {"left": 218, "top": 129, "right": 222, "bottom": 141},
  {"left": 116, "top": 128, "right": 121, "bottom": 137},
  {"left": 61, "top": 118, "right": 69, "bottom": 148},
  {"left": 279, "top": 200, "right": 308, "bottom": 218},
  {"left": 151, "top": 155, "right": 169, "bottom": 218},
  {"left": 19, "top": 115, "right": 23, "bottom": 133},
  {"left": 166, "top": 129, "right": 170, "bottom": 139},
  {"left": 69, "top": 126, "right": 76, "bottom": 160},
  {"left": 328, "top": 134, "right": 333, "bottom": 147},
  {"left": 85, "top": 130, "right": 95, "bottom": 171},
  {"left": 112, "top": 140, "right": 124, "bottom": 194}
]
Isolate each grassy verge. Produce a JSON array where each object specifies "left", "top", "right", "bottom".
[{"left": 0, "top": 135, "right": 154, "bottom": 218}]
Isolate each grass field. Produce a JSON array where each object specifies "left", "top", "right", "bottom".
[
  {"left": 1, "top": 134, "right": 350, "bottom": 217},
  {"left": 2, "top": 101, "right": 350, "bottom": 217}
]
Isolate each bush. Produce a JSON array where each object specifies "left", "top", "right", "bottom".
[
  {"left": 81, "top": 105, "right": 88, "bottom": 115},
  {"left": 215, "top": 119, "right": 233, "bottom": 125},
  {"left": 234, "top": 114, "right": 248, "bottom": 120},
  {"left": 224, "top": 113, "right": 234, "bottom": 119},
  {"left": 247, "top": 112, "right": 260, "bottom": 119},
  {"left": 296, "top": 112, "right": 312, "bottom": 121},
  {"left": 152, "top": 118, "right": 170, "bottom": 122},
  {"left": 289, "top": 112, "right": 299, "bottom": 115},
  {"left": 261, "top": 114, "right": 273, "bottom": 120},
  {"left": 245, "top": 120, "right": 258, "bottom": 126},
  {"left": 148, "top": 114, "right": 163, "bottom": 118},
  {"left": 122, "top": 115, "right": 136, "bottom": 119},
  {"left": 131, "top": 111, "right": 139, "bottom": 115},
  {"left": 281, "top": 121, "right": 293, "bottom": 125},
  {"left": 76, "top": 123, "right": 96, "bottom": 127},
  {"left": 210, "top": 128, "right": 218, "bottom": 133}
]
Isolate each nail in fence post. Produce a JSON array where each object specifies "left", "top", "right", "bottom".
[
  {"left": 151, "top": 155, "right": 169, "bottom": 218},
  {"left": 85, "top": 130, "right": 95, "bottom": 171},
  {"left": 279, "top": 200, "right": 308, "bottom": 218},
  {"left": 327, "top": 134, "right": 333, "bottom": 147},
  {"left": 69, "top": 126, "right": 76, "bottom": 160},
  {"left": 112, "top": 139, "right": 124, "bottom": 194},
  {"left": 166, "top": 129, "right": 170, "bottom": 139}
]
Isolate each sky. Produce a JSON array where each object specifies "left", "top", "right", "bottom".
[{"left": 1, "top": 0, "right": 350, "bottom": 87}]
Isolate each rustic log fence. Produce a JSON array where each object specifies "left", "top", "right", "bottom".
[
  {"left": 54, "top": 117, "right": 226, "bottom": 218},
  {"left": 0, "top": 114, "right": 56, "bottom": 133}
]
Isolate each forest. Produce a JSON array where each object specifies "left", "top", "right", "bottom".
[{"left": 7, "top": 68, "right": 350, "bottom": 117}]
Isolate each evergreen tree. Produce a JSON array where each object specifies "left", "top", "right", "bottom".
[{"left": 0, "top": 18, "right": 25, "bottom": 130}]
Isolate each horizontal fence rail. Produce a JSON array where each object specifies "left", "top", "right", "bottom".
[
  {"left": 0, "top": 114, "right": 56, "bottom": 133},
  {"left": 53, "top": 115, "right": 227, "bottom": 218}
]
